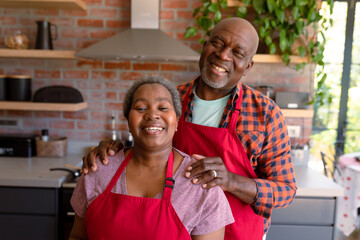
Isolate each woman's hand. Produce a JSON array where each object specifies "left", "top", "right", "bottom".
[
  {"left": 185, "top": 154, "right": 233, "bottom": 192},
  {"left": 82, "top": 139, "right": 123, "bottom": 174}
]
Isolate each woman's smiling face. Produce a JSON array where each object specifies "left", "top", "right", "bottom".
[{"left": 128, "top": 83, "right": 178, "bottom": 151}]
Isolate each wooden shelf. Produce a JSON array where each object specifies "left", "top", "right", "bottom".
[
  {"left": 0, "top": 101, "right": 88, "bottom": 112},
  {"left": 0, "top": 49, "right": 76, "bottom": 59},
  {"left": 0, "top": 0, "right": 86, "bottom": 11},
  {"left": 282, "top": 109, "right": 314, "bottom": 118},
  {"left": 253, "top": 54, "right": 308, "bottom": 64}
]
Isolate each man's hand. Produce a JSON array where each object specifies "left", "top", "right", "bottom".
[
  {"left": 82, "top": 139, "right": 123, "bottom": 174},
  {"left": 185, "top": 154, "right": 233, "bottom": 192}
]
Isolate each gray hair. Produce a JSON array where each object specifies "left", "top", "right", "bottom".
[{"left": 123, "top": 75, "right": 182, "bottom": 119}]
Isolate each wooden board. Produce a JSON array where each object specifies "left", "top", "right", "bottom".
[
  {"left": 0, "top": 101, "right": 88, "bottom": 112},
  {"left": 0, "top": 49, "right": 76, "bottom": 59},
  {"left": 0, "top": 0, "right": 86, "bottom": 11}
]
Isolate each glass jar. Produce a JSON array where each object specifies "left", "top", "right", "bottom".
[{"left": 5, "top": 30, "right": 29, "bottom": 49}]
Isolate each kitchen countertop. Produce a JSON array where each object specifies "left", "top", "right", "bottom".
[
  {"left": 0, "top": 156, "right": 344, "bottom": 197},
  {"left": 0, "top": 155, "right": 82, "bottom": 188}
]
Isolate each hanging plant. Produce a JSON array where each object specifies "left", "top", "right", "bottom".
[{"left": 185, "top": 0, "right": 334, "bottom": 105}]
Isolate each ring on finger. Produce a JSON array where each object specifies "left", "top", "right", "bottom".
[{"left": 211, "top": 169, "right": 217, "bottom": 179}]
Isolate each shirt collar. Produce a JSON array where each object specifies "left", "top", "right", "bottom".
[{"left": 191, "top": 76, "right": 243, "bottom": 106}]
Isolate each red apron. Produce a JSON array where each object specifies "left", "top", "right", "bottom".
[
  {"left": 85, "top": 150, "right": 191, "bottom": 240},
  {"left": 173, "top": 86, "right": 264, "bottom": 240}
]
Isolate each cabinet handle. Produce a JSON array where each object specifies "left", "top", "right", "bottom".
[{"left": 67, "top": 212, "right": 75, "bottom": 216}]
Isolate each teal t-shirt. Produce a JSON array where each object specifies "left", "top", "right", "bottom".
[{"left": 192, "top": 91, "right": 230, "bottom": 127}]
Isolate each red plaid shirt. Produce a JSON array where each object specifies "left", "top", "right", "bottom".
[{"left": 177, "top": 77, "right": 297, "bottom": 234}]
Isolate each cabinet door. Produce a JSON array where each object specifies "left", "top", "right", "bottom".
[
  {"left": 271, "top": 197, "right": 335, "bottom": 225},
  {"left": 267, "top": 225, "right": 333, "bottom": 240},
  {"left": 0, "top": 214, "right": 56, "bottom": 240},
  {"left": 0, "top": 187, "right": 57, "bottom": 214}
]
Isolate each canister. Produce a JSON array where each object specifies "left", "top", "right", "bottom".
[
  {"left": 6, "top": 75, "right": 32, "bottom": 101},
  {"left": 0, "top": 74, "right": 6, "bottom": 100}
]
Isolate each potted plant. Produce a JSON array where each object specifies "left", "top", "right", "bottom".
[{"left": 185, "top": 0, "right": 334, "bottom": 105}]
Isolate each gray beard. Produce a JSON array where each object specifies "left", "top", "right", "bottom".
[{"left": 200, "top": 64, "right": 227, "bottom": 89}]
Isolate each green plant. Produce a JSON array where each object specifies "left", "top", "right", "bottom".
[{"left": 185, "top": 0, "right": 334, "bottom": 105}]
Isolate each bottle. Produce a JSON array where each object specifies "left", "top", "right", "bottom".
[
  {"left": 124, "top": 132, "right": 133, "bottom": 147},
  {"left": 41, "top": 129, "right": 49, "bottom": 142},
  {"left": 111, "top": 113, "right": 117, "bottom": 141}
]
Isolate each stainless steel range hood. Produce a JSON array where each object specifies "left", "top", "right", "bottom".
[{"left": 75, "top": 0, "right": 200, "bottom": 61}]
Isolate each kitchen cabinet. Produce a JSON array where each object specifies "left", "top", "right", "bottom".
[
  {"left": 0, "top": 187, "right": 60, "bottom": 240},
  {"left": 0, "top": 0, "right": 87, "bottom": 11},
  {"left": 267, "top": 167, "right": 344, "bottom": 240},
  {"left": 0, "top": 101, "right": 88, "bottom": 112}
]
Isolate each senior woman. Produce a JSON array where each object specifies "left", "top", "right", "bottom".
[{"left": 69, "top": 76, "right": 234, "bottom": 240}]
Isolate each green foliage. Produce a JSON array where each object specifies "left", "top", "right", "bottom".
[{"left": 184, "top": 0, "right": 334, "bottom": 106}]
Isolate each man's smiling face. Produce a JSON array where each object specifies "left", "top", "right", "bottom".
[{"left": 199, "top": 18, "right": 258, "bottom": 92}]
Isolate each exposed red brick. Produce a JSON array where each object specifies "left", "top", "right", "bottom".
[
  {"left": 162, "top": 0, "right": 189, "bottom": 9},
  {"left": 7, "top": 111, "right": 33, "bottom": 118},
  {"left": 162, "top": 20, "right": 189, "bottom": 31},
  {"left": 106, "top": 20, "right": 130, "bottom": 28},
  {"left": 35, "top": 111, "right": 61, "bottom": 118},
  {"left": 90, "top": 30, "right": 116, "bottom": 38},
  {"left": 90, "top": 131, "right": 109, "bottom": 140},
  {"left": 63, "top": 111, "right": 89, "bottom": 120},
  {"left": 61, "top": 9, "right": 88, "bottom": 17},
  {"left": 91, "top": 91, "right": 117, "bottom": 101},
  {"left": 64, "top": 70, "right": 89, "bottom": 79},
  {"left": 90, "top": 8, "right": 117, "bottom": 18},
  {"left": 105, "top": 0, "right": 130, "bottom": 7},
  {"left": 0, "top": 16, "right": 17, "bottom": 25},
  {"left": 53, "top": 39, "right": 76, "bottom": 49},
  {"left": 62, "top": 29, "right": 88, "bottom": 38},
  {"left": 119, "top": 72, "right": 145, "bottom": 81},
  {"left": 34, "top": 70, "right": 61, "bottom": 79},
  {"left": 4, "top": 9, "right": 31, "bottom": 15},
  {"left": 133, "top": 63, "right": 159, "bottom": 71},
  {"left": 18, "top": 59, "right": 46, "bottom": 67},
  {"left": 48, "top": 60, "right": 75, "bottom": 69},
  {"left": 91, "top": 71, "right": 117, "bottom": 80},
  {"left": 62, "top": 130, "right": 90, "bottom": 141},
  {"left": 77, "top": 120, "right": 104, "bottom": 130},
  {"left": 23, "top": 119, "right": 49, "bottom": 128},
  {"left": 177, "top": 10, "right": 194, "bottom": 20},
  {"left": 160, "top": 10, "right": 175, "bottom": 20},
  {"left": 91, "top": 111, "right": 108, "bottom": 121},
  {"left": 104, "top": 61, "right": 131, "bottom": 70},
  {"left": 77, "top": 80, "right": 103, "bottom": 90},
  {"left": 50, "top": 120, "right": 75, "bottom": 129},
  {"left": 105, "top": 81, "right": 132, "bottom": 90},
  {"left": 118, "top": 9, "right": 131, "bottom": 18},
  {"left": 77, "top": 60, "right": 104, "bottom": 69},
  {"left": 105, "top": 102, "right": 123, "bottom": 111},
  {"left": 34, "top": 9, "right": 60, "bottom": 16},
  {"left": 76, "top": 39, "right": 99, "bottom": 49},
  {"left": 78, "top": 19, "right": 104, "bottom": 28},
  {"left": 87, "top": 102, "right": 104, "bottom": 111},
  {"left": 161, "top": 63, "right": 187, "bottom": 71},
  {"left": 48, "top": 18, "right": 75, "bottom": 27},
  {"left": 83, "top": 0, "right": 103, "bottom": 6}
]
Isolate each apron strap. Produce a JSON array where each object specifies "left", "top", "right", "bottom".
[
  {"left": 180, "top": 85, "right": 192, "bottom": 121},
  {"left": 163, "top": 150, "right": 175, "bottom": 202},
  {"left": 229, "top": 86, "right": 243, "bottom": 130},
  {"left": 104, "top": 150, "right": 134, "bottom": 193}
]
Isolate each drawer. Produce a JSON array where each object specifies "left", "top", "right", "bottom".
[
  {"left": 267, "top": 225, "right": 333, "bottom": 240},
  {"left": 0, "top": 187, "right": 57, "bottom": 214},
  {"left": 271, "top": 197, "right": 335, "bottom": 225},
  {"left": 0, "top": 214, "right": 56, "bottom": 240}
]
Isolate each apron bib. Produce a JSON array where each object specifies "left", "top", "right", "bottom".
[
  {"left": 173, "top": 86, "right": 264, "bottom": 240},
  {"left": 85, "top": 150, "right": 191, "bottom": 240}
]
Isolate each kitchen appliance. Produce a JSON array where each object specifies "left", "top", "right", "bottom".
[
  {"left": 6, "top": 75, "right": 32, "bottom": 101},
  {"left": 75, "top": 0, "right": 200, "bottom": 61},
  {"left": 0, "top": 74, "right": 6, "bottom": 100},
  {"left": 0, "top": 134, "right": 36, "bottom": 157},
  {"left": 33, "top": 86, "right": 84, "bottom": 103},
  {"left": 275, "top": 91, "right": 310, "bottom": 109},
  {"left": 35, "top": 20, "right": 57, "bottom": 50}
]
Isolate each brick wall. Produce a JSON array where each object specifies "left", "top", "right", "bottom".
[{"left": 0, "top": 0, "right": 313, "bottom": 146}]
